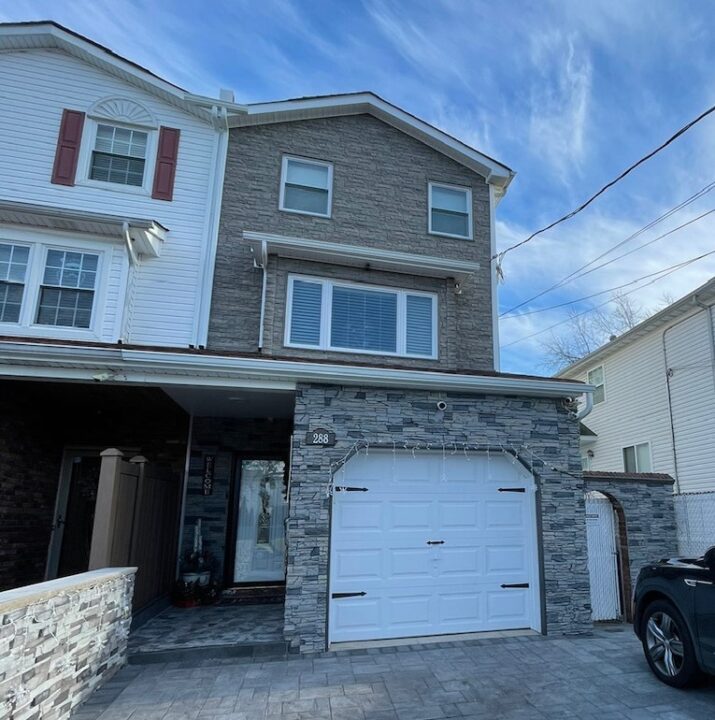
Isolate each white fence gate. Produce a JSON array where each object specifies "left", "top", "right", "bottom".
[
  {"left": 585, "top": 492, "right": 621, "bottom": 621},
  {"left": 674, "top": 491, "right": 715, "bottom": 556}
]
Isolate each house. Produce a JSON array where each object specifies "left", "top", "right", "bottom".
[
  {"left": 0, "top": 20, "right": 229, "bottom": 593},
  {"left": 4, "top": 20, "right": 672, "bottom": 657},
  {"left": 559, "top": 278, "right": 715, "bottom": 560}
]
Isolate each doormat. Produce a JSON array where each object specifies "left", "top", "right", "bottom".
[{"left": 219, "top": 586, "right": 285, "bottom": 606}]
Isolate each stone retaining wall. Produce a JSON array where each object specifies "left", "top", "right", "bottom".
[
  {"left": 0, "top": 568, "right": 135, "bottom": 720},
  {"left": 285, "top": 384, "right": 592, "bottom": 653}
]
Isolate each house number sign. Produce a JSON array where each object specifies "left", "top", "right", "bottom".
[
  {"left": 305, "top": 428, "right": 336, "bottom": 446},
  {"left": 202, "top": 455, "right": 215, "bottom": 496}
]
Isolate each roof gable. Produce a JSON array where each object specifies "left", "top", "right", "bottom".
[{"left": 228, "top": 92, "right": 514, "bottom": 197}]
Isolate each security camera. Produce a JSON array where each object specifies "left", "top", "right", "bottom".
[{"left": 436, "top": 401, "right": 447, "bottom": 411}]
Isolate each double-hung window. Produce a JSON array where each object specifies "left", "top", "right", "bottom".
[
  {"left": 90, "top": 123, "right": 148, "bottom": 187},
  {"left": 428, "top": 182, "right": 472, "bottom": 239},
  {"left": 623, "top": 442, "right": 652, "bottom": 473},
  {"left": 0, "top": 243, "right": 29, "bottom": 322},
  {"left": 588, "top": 366, "right": 605, "bottom": 404},
  {"left": 0, "top": 236, "right": 103, "bottom": 334},
  {"left": 36, "top": 250, "right": 98, "bottom": 328},
  {"left": 286, "top": 276, "right": 437, "bottom": 358},
  {"left": 279, "top": 156, "right": 333, "bottom": 217}
]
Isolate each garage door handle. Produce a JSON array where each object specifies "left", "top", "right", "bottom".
[
  {"left": 498, "top": 487, "right": 526, "bottom": 493},
  {"left": 426, "top": 540, "right": 445, "bottom": 545},
  {"left": 331, "top": 591, "right": 367, "bottom": 599},
  {"left": 334, "top": 486, "right": 368, "bottom": 492},
  {"left": 501, "top": 583, "right": 529, "bottom": 589}
]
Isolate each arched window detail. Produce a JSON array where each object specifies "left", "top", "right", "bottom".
[{"left": 88, "top": 97, "right": 157, "bottom": 128}]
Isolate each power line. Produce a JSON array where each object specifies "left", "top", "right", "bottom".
[
  {"left": 502, "top": 207, "right": 715, "bottom": 319},
  {"left": 494, "top": 102, "right": 715, "bottom": 261},
  {"left": 500, "top": 249, "right": 715, "bottom": 348},
  {"left": 500, "top": 180, "right": 715, "bottom": 316}
]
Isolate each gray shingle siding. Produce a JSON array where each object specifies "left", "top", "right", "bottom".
[{"left": 208, "top": 114, "right": 494, "bottom": 371}]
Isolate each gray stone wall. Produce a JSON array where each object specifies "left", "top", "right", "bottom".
[
  {"left": 181, "top": 417, "right": 293, "bottom": 583},
  {"left": 209, "top": 113, "right": 495, "bottom": 371},
  {"left": 285, "top": 384, "right": 592, "bottom": 653},
  {"left": 584, "top": 474, "right": 677, "bottom": 595},
  {"left": 0, "top": 568, "right": 135, "bottom": 720}
]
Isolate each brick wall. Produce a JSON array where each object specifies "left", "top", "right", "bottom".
[
  {"left": 181, "top": 417, "right": 293, "bottom": 582},
  {"left": 0, "top": 379, "right": 187, "bottom": 591},
  {"left": 285, "top": 384, "right": 592, "bottom": 652},
  {"left": 209, "top": 114, "right": 495, "bottom": 372},
  {"left": 0, "top": 568, "right": 135, "bottom": 720}
]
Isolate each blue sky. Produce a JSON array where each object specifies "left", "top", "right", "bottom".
[{"left": 4, "top": 0, "right": 715, "bottom": 374}]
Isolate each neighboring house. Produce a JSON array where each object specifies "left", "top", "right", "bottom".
[
  {"left": 559, "top": 278, "right": 715, "bottom": 555},
  {"left": 3, "top": 21, "right": 655, "bottom": 656}
]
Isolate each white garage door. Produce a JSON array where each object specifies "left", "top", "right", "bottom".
[{"left": 329, "top": 450, "right": 541, "bottom": 644}]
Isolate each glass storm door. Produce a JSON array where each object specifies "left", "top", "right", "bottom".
[{"left": 234, "top": 460, "right": 287, "bottom": 583}]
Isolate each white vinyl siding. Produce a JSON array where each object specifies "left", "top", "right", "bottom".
[
  {"left": 428, "top": 182, "right": 472, "bottom": 239},
  {"left": 285, "top": 275, "right": 437, "bottom": 359},
  {"left": 588, "top": 366, "right": 605, "bottom": 404},
  {"left": 622, "top": 442, "right": 652, "bottom": 473},
  {"left": 279, "top": 156, "right": 333, "bottom": 217},
  {"left": 0, "top": 49, "right": 220, "bottom": 347}
]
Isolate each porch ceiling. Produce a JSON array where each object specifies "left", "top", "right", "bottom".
[{"left": 162, "top": 386, "right": 295, "bottom": 419}]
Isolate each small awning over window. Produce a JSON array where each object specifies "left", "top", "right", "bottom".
[
  {"left": 0, "top": 200, "right": 167, "bottom": 258},
  {"left": 244, "top": 230, "right": 480, "bottom": 286}
]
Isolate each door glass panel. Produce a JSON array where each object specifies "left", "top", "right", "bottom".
[{"left": 234, "top": 460, "right": 287, "bottom": 583}]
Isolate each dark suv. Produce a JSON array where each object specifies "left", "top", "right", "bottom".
[{"left": 634, "top": 546, "right": 715, "bottom": 687}]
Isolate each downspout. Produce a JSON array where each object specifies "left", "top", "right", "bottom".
[
  {"left": 193, "top": 104, "right": 229, "bottom": 348},
  {"left": 488, "top": 184, "right": 500, "bottom": 371},
  {"left": 576, "top": 389, "right": 593, "bottom": 421},
  {"left": 120, "top": 222, "right": 139, "bottom": 342},
  {"left": 255, "top": 240, "right": 268, "bottom": 350},
  {"left": 662, "top": 327, "right": 681, "bottom": 494}
]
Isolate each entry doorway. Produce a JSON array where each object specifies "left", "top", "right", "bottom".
[
  {"left": 229, "top": 458, "right": 288, "bottom": 585},
  {"left": 46, "top": 450, "right": 102, "bottom": 580},
  {"left": 585, "top": 491, "right": 622, "bottom": 621}
]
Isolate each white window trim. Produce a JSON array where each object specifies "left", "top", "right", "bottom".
[
  {"left": 279, "top": 155, "right": 333, "bottom": 218},
  {"left": 76, "top": 118, "right": 157, "bottom": 196},
  {"left": 428, "top": 181, "right": 473, "bottom": 240},
  {"left": 0, "top": 228, "right": 113, "bottom": 341},
  {"left": 587, "top": 365, "right": 606, "bottom": 404},
  {"left": 284, "top": 274, "right": 438, "bottom": 359},
  {"left": 622, "top": 441, "right": 653, "bottom": 473}
]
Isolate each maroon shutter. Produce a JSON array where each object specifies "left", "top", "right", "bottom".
[
  {"left": 152, "top": 126, "right": 180, "bottom": 200},
  {"left": 51, "top": 109, "right": 85, "bottom": 186}
]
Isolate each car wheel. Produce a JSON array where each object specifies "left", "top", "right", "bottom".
[{"left": 641, "top": 599, "right": 703, "bottom": 688}]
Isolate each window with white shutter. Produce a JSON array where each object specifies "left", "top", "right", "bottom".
[{"left": 285, "top": 275, "right": 437, "bottom": 359}]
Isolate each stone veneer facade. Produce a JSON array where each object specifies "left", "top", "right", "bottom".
[
  {"left": 0, "top": 568, "right": 135, "bottom": 720},
  {"left": 284, "top": 384, "right": 592, "bottom": 653}
]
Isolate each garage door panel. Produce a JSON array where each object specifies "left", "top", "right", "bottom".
[
  {"left": 485, "top": 545, "right": 526, "bottom": 574},
  {"left": 389, "top": 548, "right": 433, "bottom": 578},
  {"left": 329, "top": 451, "right": 539, "bottom": 644},
  {"left": 485, "top": 500, "right": 524, "bottom": 528}
]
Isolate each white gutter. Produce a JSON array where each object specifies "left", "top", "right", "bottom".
[
  {"left": 0, "top": 340, "right": 591, "bottom": 398},
  {"left": 193, "top": 106, "right": 229, "bottom": 348}
]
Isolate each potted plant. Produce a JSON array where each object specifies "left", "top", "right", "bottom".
[
  {"left": 181, "top": 518, "right": 212, "bottom": 586},
  {"left": 171, "top": 579, "right": 199, "bottom": 608}
]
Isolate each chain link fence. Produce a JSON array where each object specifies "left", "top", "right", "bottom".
[{"left": 674, "top": 491, "right": 715, "bottom": 556}]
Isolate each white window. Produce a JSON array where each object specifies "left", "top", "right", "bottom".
[
  {"left": 588, "top": 366, "right": 605, "bottom": 404},
  {"left": 279, "top": 156, "right": 333, "bottom": 217},
  {"left": 0, "top": 243, "right": 29, "bottom": 323},
  {"left": 36, "top": 250, "right": 98, "bottom": 328},
  {"left": 0, "top": 235, "right": 105, "bottom": 336},
  {"left": 623, "top": 442, "right": 652, "bottom": 473},
  {"left": 428, "top": 182, "right": 472, "bottom": 239},
  {"left": 89, "top": 123, "right": 148, "bottom": 187},
  {"left": 285, "top": 275, "right": 437, "bottom": 359}
]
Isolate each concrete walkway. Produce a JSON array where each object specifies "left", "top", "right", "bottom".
[{"left": 73, "top": 626, "right": 715, "bottom": 720}]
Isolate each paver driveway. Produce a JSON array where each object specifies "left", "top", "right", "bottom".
[{"left": 74, "top": 627, "right": 715, "bottom": 720}]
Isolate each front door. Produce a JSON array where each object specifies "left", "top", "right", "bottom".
[
  {"left": 46, "top": 451, "right": 102, "bottom": 579},
  {"left": 233, "top": 459, "right": 287, "bottom": 583}
]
